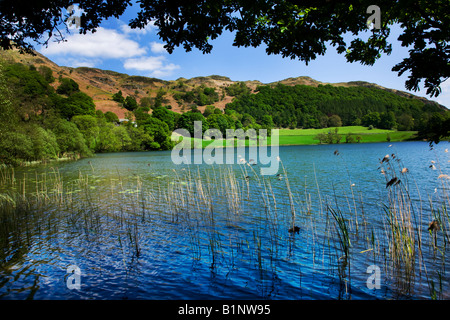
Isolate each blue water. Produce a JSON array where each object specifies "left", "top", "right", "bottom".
[{"left": 1, "top": 141, "right": 449, "bottom": 300}]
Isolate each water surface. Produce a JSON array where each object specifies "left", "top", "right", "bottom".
[{"left": 1, "top": 141, "right": 449, "bottom": 299}]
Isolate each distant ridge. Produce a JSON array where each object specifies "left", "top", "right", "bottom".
[{"left": 0, "top": 48, "right": 446, "bottom": 119}]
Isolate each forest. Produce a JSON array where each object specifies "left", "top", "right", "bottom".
[
  {"left": 0, "top": 59, "right": 448, "bottom": 166},
  {"left": 226, "top": 83, "right": 447, "bottom": 131}
]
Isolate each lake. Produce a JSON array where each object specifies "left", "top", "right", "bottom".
[{"left": 1, "top": 141, "right": 449, "bottom": 300}]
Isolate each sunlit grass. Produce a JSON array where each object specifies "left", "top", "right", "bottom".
[{"left": 178, "top": 126, "right": 418, "bottom": 148}]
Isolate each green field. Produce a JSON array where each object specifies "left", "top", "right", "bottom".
[
  {"left": 276, "top": 126, "right": 418, "bottom": 145},
  {"left": 177, "top": 126, "right": 418, "bottom": 148}
]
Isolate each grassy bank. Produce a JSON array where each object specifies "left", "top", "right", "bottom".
[{"left": 181, "top": 126, "right": 418, "bottom": 148}]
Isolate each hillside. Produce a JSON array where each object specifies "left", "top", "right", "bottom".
[
  {"left": 1, "top": 48, "right": 449, "bottom": 166},
  {"left": 0, "top": 48, "right": 446, "bottom": 120}
]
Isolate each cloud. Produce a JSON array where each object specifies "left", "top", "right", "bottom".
[
  {"left": 123, "top": 56, "right": 180, "bottom": 77},
  {"left": 41, "top": 27, "right": 146, "bottom": 59},
  {"left": 120, "top": 21, "right": 156, "bottom": 35},
  {"left": 436, "top": 79, "right": 450, "bottom": 108},
  {"left": 39, "top": 23, "right": 180, "bottom": 79},
  {"left": 65, "top": 58, "right": 99, "bottom": 68},
  {"left": 150, "top": 42, "right": 167, "bottom": 54}
]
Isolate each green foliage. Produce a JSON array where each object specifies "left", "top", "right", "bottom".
[
  {"left": 362, "top": 112, "right": 381, "bottom": 127},
  {"left": 154, "top": 88, "right": 168, "bottom": 108},
  {"left": 152, "top": 106, "right": 176, "bottom": 131},
  {"left": 141, "top": 117, "right": 171, "bottom": 149},
  {"left": 0, "top": 59, "right": 179, "bottom": 165},
  {"left": 71, "top": 115, "right": 99, "bottom": 150},
  {"left": 55, "top": 91, "right": 96, "bottom": 119},
  {"left": 314, "top": 128, "right": 342, "bottom": 144},
  {"left": 2, "top": 1, "right": 448, "bottom": 98},
  {"left": 105, "top": 111, "right": 120, "bottom": 124},
  {"left": 112, "top": 90, "right": 125, "bottom": 104},
  {"left": 175, "top": 86, "right": 219, "bottom": 106},
  {"left": 226, "top": 83, "right": 444, "bottom": 131},
  {"left": 419, "top": 112, "right": 450, "bottom": 145},
  {"left": 43, "top": 117, "right": 90, "bottom": 157},
  {"left": 38, "top": 66, "right": 55, "bottom": 83},
  {"left": 4, "top": 62, "right": 54, "bottom": 117},
  {"left": 345, "top": 133, "right": 356, "bottom": 144},
  {"left": 134, "top": 107, "right": 151, "bottom": 122},
  {"left": 124, "top": 95, "right": 138, "bottom": 111},
  {"left": 176, "top": 111, "right": 209, "bottom": 136},
  {"left": 56, "top": 78, "right": 80, "bottom": 95},
  {"left": 328, "top": 115, "right": 342, "bottom": 127},
  {"left": 0, "top": 130, "right": 34, "bottom": 165},
  {"left": 225, "top": 82, "right": 251, "bottom": 97},
  {"left": 203, "top": 105, "right": 221, "bottom": 118},
  {"left": 379, "top": 111, "right": 397, "bottom": 130},
  {"left": 206, "top": 113, "right": 235, "bottom": 135}
]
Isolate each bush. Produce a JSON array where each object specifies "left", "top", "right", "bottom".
[
  {"left": 56, "top": 78, "right": 79, "bottom": 95},
  {"left": 112, "top": 90, "right": 125, "bottom": 103}
]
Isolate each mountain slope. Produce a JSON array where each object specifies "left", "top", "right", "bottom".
[{"left": 0, "top": 48, "right": 446, "bottom": 120}]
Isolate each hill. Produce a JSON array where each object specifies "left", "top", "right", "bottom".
[
  {"left": 0, "top": 48, "right": 446, "bottom": 120},
  {"left": 0, "top": 48, "right": 448, "bottom": 166}
]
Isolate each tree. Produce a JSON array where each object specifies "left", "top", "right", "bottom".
[
  {"left": 124, "top": 95, "right": 138, "bottom": 111},
  {"left": 44, "top": 117, "right": 90, "bottom": 157},
  {"left": 206, "top": 113, "right": 234, "bottom": 135},
  {"left": 362, "top": 112, "right": 381, "bottom": 128},
  {"left": 0, "top": 130, "right": 34, "bottom": 165},
  {"left": 261, "top": 115, "right": 275, "bottom": 130},
  {"left": 176, "top": 111, "right": 209, "bottom": 136},
  {"left": 71, "top": 115, "right": 99, "bottom": 150},
  {"left": 203, "top": 105, "right": 218, "bottom": 118},
  {"left": 112, "top": 90, "right": 125, "bottom": 104},
  {"left": 379, "top": 111, "right": 397, "bottom": 129},
  {"left": 225, "top": 82, "right": 251, "bottom": 96},
  {"left": 27, "top": 125, "right": 60, "bottom": 160},
  {"left": 2, "top": 1, "right": 447, "bottom": 97},
  {"left": 141, "top": 117, "right": 171, "bottom": 149},
  {"left": 419, "top": 112, "right": 450, "bottom": 146},
  {"left": 105, "top": 111, "right": 120, "bottom": 124},
  {"left": 55, "top": 91, "right": 96, "bottom": 119},
  {"left": 345, "top": 133, "right": 356, "bottom": 143},
  {"left": 152, "top": 106, "right": 176, "bottom": 131},
  {"left": 38, "top": 66, "right": 55, "bottom": 83},
  {"left": 397, "top": 113, "right": 414, "bottom": 131},
  {"left": 56, "top": 78, "right": 79, "bottom": 95},
  {"left": 113, "top": 125, "right": 132, "bottom": 151},
  {"left": 328, "top": 114, "right": 342, "bottom": 127}
]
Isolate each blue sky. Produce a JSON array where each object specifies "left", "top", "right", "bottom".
[{"left": 38, "top": 5, "right": 449, "bottom": 108}]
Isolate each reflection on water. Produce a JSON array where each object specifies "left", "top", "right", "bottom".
[{"left": 0, "top": 141, "right": 449, "bottom": 299}]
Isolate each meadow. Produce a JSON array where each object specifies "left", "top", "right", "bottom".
[{"left": 185, "top": 126, "right": 418, "bottom": 148}]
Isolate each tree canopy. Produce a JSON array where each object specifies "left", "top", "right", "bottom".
[
  {"left": 1, "top": 0, "right": 448, "bottom": 97},
  {"left": 225, "top": 83, "right": 445, "bottom": 130}
]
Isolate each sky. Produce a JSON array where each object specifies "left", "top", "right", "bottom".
[{"left": 38, "top": 4, "right": 449, "bottom": 108}]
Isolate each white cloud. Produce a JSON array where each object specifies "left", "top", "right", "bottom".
[
  {"left": 41, "top": 27, "right": 146, "bottom": 59},
  {"left": 65, "top": 58, "right": 99, "bottom": 68},
  {"left": 150, "top": 42, "right": 167, "bottom": 54},
  {"left": 436, "top": 79, "right": 450, "bottom": 109},
  {"left": 120, "top": 21, "right": 156, "bottom": 35},
  {"left": 123, "top": 56, "right": 180, "bottom": 77},
  {"left": 38, "top": 22, "right": 180, "bottom": 79}
]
